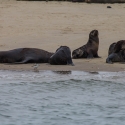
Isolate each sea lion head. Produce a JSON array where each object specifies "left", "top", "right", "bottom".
[
  {"left": 50, "top": 46, "right": 74, "bottom": 66},
  {"left": 89, "top": 30, "right": 99, "bottom": 38}
]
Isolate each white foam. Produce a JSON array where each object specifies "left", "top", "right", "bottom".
[{"left": 0, "top": 70, "right": 124, "bottom": 83}]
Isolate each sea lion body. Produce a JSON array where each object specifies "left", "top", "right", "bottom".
[
  {"left": 72, "top": 0, "right": 85, "bottom": 2},
  {"left": 106, "top": 50, "right": 125, "bottom": 64},
  {"left": 0, "top": 48, "right": 53, "bottom": 64},
  {"left": 49, "top": 46, "right": 74, "bottom": 66},
  {"left": 72, "top": 30, "right": 100, "bottom": 59},
  {"left": 85, "top": 0, "right": 125, "bottom": 3},
  {"left": 106, "top": 40, "right": 125, "bottom": 63}
]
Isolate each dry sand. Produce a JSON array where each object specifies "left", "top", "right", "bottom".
[{"left": 0, "top": 0, "right": 125, "bottom": 72}]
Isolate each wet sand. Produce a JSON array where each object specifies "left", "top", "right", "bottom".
[{"left": 0, "top": 0, "right": 125, "bottom": 72}]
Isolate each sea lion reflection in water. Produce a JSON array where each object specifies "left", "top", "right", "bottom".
[
  {"left": 72, "top": 30, "right": 100, "bottom": 59},
  {"left": 49, "top": 46, "right": 74, "bottom": 66},
  {"left": 0, "top": 48, "right": 54, "bottom": 64}
]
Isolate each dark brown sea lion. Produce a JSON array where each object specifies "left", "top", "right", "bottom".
[
  {"left": 106, "top": 49, "right": 125, "bottom": 64},
  {"left": 106, "top": 40, "right": 125, "bottom": 63},
  {"left": 72, "top": 0, "right": 85, "bottom": 2},
  {"left": 0, "top": 48, "right": 54, "bottom": 64},
  {"left": 85, "top": 0, "right": 125, "bottom": 3},
  {"left": 49, "top": 46, "right": 74, "bottom": 66},
  {"left": 72, "top": 30, "right": 100, "bottom": 59}
]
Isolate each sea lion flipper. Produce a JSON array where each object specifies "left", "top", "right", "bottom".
[
  {"left": 106, "top": 53, "right": 121, "bottom": 64},
  {"left": 106, "top": 58, "right": 113, "bottom": 64},
  {"left": 14, "top": 57, "right": 33, "bottom": 64},
  {"left": 96, "top": 56, "right": 101, "bottom": 58},
  {"left": 62, "top": 49, "right": 74, "bottom": 66},
  {"left": 3, "top": 60, "right": 30, "bottom": 64},
  {"left": 87, "top": 52, "right": 94, "bottom": 59},
  {"left": 95, "top": 53, "right": 101, "bottom": 58}
]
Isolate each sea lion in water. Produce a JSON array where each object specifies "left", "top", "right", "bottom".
[
  {"left": 49, "top": 46, "right": 74, "bottom": 66},
  {"left": 72, "top": 30, "right": 100, "bottom": 59},
  {"left": 0, "top": 48, "right": 53, "bottom": 64},
  {"left": 106, "top": 40, "right": 125, "bottom": 63}
]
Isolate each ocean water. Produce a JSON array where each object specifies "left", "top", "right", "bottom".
[{"left": 0, "top": 70, "right": 125, "bottom": 125}]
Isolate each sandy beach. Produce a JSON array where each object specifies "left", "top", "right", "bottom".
[{"left": 0, "top": 0, "right": 125, "bottom": 72}]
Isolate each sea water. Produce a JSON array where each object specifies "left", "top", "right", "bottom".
[{"left": 0, "top": 70, "right": 125, "bottom": 125}]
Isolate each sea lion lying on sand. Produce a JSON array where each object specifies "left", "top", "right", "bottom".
[
  {"left": 0, "top": 48, "right": 53, "bottom": 64},
  {"left": 49, "top": 46, "right": 74, "bottom": 66},
  {"left": 72, "top": 30, "right": 100, "bottom": 59},
  {"left": 85, "top": 0, "right": 125, "bottom": 3},
  {"left": 106, "top": 49, "right": 125, "bottom": 64},
  {"left": 72, "top": 0, "right": 85, "bottom": 2},
  {"left": 106, "top": 40, "right": 125, "bottom": 63}
]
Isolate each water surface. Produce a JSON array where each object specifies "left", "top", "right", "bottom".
[{"left": 0, "top": 70, "right": 125, "bottom": 125}]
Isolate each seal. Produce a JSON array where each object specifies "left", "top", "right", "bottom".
[
  {"left": 72, "top": 0, "right": 85, "bottom": 2},
  {"left": 0, "top": 48, "right": 54, "bottom": 64},
  {"left": 85, "top": 0, "right": 125, "bottom": 3},
  {"left": 72, "top": 30, "right": 100, "bottom": 59},
  {"left": 106, "top": 40, "right": 125, "bottom": 63},
  {"left": 106, "top": 49, "right": 125, "bottom": 64},
  {"left": 49, "top": 46, "right": 74, "bottom": 66}
]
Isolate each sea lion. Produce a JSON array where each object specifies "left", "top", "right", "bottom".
[
  {"left": 85, "top": 0, "right": 125, "bottom": 3},
  {"left": 106, "top": 49, "right": 125, "bottom": 64},
  {"left": 106, "top": 40, "right": 125, "bottom": 63},
  {"left": 108, "top": 40, "right": 125, "bottom": 55},
  {"left": 0, "top": 48, "right": 54, "bottom": 64},
  {"left": 72, "top": 0, "right": 85, "bottom": 2},
  {"left": 72, "top": 30, "right": 100, "bottom": 59},
  {"left": 49, "top": 46, "right": 74, "bottom": 66}
]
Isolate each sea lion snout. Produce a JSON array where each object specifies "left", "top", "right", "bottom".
[{"left": 90, "top": 30, "right": 98, "bottom": 37}]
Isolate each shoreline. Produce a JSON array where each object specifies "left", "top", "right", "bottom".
[
  {"left": 0, "top": 59, "right": 125, "bottom": 72},
  {"left": 0, "top": 68, "right": 125, "bottom": 74}
]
